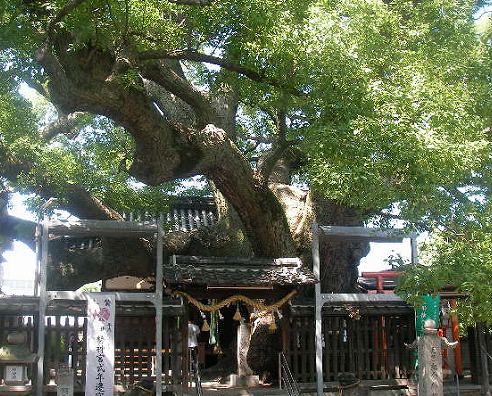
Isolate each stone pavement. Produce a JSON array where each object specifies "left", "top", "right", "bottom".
[{"left": 178, "top": 381, "right": 484, "bottom": 396}]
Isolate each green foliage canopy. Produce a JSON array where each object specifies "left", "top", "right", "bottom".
[
  {"left": 1, "top": 0, "right": 492, "bottom": 304},
  {"left": 0, "top": 0, "right": 488, "bottom": 218},
  {"left": 397, "top": 205, "right": 492, "bottom": 326}
]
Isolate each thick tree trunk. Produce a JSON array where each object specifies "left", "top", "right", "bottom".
[
  {"left": 36, "top": 42, "right": 296, "bottom": 259},
  {"left": 313, "top": 198, "right": 370, "bottom": 292}
]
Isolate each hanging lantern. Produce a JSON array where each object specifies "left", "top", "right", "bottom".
[
  {"left": 233, "top": 303, "right": 242, "bottom": 321},
  {"left": 202, "top": 318, "right": 210, "bottom": 331}
]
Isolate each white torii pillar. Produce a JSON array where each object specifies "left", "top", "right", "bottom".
[{"left": 312, "top": 223, "right": 418, "bottom": 396}]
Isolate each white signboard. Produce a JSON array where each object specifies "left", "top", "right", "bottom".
[{"left": 85, "top": 294, "right": 115, "bottom": 396}]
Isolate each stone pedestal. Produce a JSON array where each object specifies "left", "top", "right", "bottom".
[
  {"left": 57, "top": 366, "right": 74, "bottom": 396},
  {"left": 228, "top": 373, "right": 260, "bottom": 387}
]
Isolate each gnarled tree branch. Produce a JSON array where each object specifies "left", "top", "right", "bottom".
[
  {"left": 139, "top": 60, "right": 215, "bottom": 126},
  {"left": 41, "top": 112, "right": 87, "bottom": 140},
  {"left": 47, "top": 0, "right": 90, "bottom": 38},
  {"left": 257, "top": 110, "right": 296, "bottom": 181},
  {"left": 138, "top": 49, "right": 302, "bottom": 95},
  {"left": 37, "top": 42, "right": 203, "bottom": 184}
]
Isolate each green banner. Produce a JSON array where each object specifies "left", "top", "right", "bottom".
[{"left": 415, "top": 294, "right": 441, "bottom": 335}]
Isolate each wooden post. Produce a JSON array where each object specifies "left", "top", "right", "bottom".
[
  {"left": 469, "top": 326, "right": 480, "bottom": 384},
  {"left": 312, "top": 223, "right": 324, "bottom": 396},
  {"left": 236, "top": 323, "right": 253, "bottom": 377},
  {"left": 36, "top": 217, "right": 49, "bottom": 396},
  {"left": 449, "top": 299, "right": 463, "bottom": 377},
  {"left": 155, "top": 222, "right": 164, "bottom": 396}
]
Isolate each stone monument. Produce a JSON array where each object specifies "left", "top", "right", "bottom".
[{"left": 406, "top": 319, "right": 458, "bottom": 396}]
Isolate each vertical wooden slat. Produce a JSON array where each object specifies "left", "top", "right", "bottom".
[
  {"left": 347, "top": 318, "right": 355, "bottom": 376},
  {"left": 161, "top": 317, "right": 168, "bottom": 384},
  {"left": 170, "top": 317, "right": 178, "bottom": 386},
  {"left": 137, "top": 317, "right": 144, "bottom": 381},
  {"left": 44, "top": 316, "right": 51, "bottom": 384},
  {"left": 372, "top": 316, "right": 379, "bottom": 380},
  {"left": 387, "top": 317, "right": 395, "bottom": 378},
  {"left": 362, "top": 315, "right": 370, "bottom": 380},
  {"left": 353, "top": 317, "right": 360, "bottom": 379},
  {"left": 27, "top": 316, "right": 34, "bottom": 352},
  {"left": 295, "top": 321, "right": 300, "bottom": 382},
  {"left": 55, "top": 315, "right": 62, "bottom": 364},
  {"left": 300, "top": 316, "right": 308, "bottom": 383},
  {"left": 332, "top": 316, "right": 339, "bottom": 379},
  {"left": 129, "top": 317, "right": 136, "bottom": 384},
  {"left": 62, "top": 316, "right": 69, "bottom": 366},
  {"left": 340, "top": 318, "right": 346, "bottom": 374},
  {"left": 322, "top": 315, "right": 329, "bottom": 381},
  {"left": 292, "top": 317, "right": 299, "bottom": 382},
  {"left": 114, "top": 317, "right": 121, "bottom": 386},
  {"left": 393, "top": 317, "right": 401, "bottom": 378},
  {"left": 379, "top": 316, "right": 386, "bottom": 379},
  {"left": 307, "top": 315, "right": 315, "bottom": 382},
  {"left": 177, "top": 316, "right": 185, "bottom": 386},
  {"left": 73, "top": 317, "right": 81, "bottom": 379}
]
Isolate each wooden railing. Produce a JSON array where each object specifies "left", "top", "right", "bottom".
[
  {"left": 0, "top": 313, "right": 184, "bottom": 390},
  {"left": 282, "top": 310, "right": 416, "bottom": 383}
]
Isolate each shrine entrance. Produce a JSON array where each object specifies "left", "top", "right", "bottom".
[
  {"left": 163, "top": 255, "right": 316, "bottom": 385},
  {"left": 187, "top": 303, "right": 241, "bottom": 372}
]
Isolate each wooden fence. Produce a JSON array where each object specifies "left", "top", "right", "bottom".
[
  {"left": 0, "top": 312, "right": 184, "bottom": 389},
  {"left": 282, "top": 309, "right": 416, "bottom": 383},
  {"left": 467, "top": 325, "right": 492, "bottom": 385}
]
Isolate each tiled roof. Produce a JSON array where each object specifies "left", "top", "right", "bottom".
[{"left": 164, "top": 256, "right": 317, "bottom": 287}]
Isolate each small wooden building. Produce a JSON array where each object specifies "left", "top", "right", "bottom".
[
  {"left": 164, "top": 255, "right": 316, "bottom": 298},
  {"left": 106, "top": 255, "right": 317, "bottom": 381}
]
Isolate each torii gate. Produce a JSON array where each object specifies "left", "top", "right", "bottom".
[{"left": 311, "top": 224, "right": 418, "bottom": 396}]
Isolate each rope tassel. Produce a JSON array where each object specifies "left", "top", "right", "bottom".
[
  {"left": 233, "top": 304, "right": 242, "bottom": 321},
  {"left": 202, "top": 318, "right": 210, "bottom": 331}
]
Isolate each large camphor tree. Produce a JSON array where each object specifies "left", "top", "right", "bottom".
[{"left": 0, "top": 0, "right": 490, "bottom": 295}]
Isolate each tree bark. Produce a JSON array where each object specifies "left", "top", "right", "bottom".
[
  {"left": 3, "top": 37, "right": 371, "bottom": 291},
  {"left": 313, "top": 196, "right": 369, "bottom": 292},
  {"left": 36, "top": 42, "right": 296, "bottom": 258}
]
